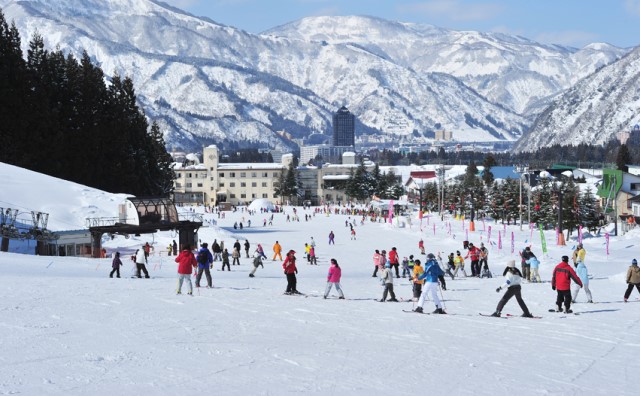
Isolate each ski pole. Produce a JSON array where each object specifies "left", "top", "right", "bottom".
[{"left": 438, "top": 284, "right": 446, "bottom": 311}]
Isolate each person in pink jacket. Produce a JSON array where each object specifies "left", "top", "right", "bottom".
[
  {"left": 175, "top": 244, "right": 197, "bottom": 295},
  {"left": 324, "top": 258, "right": 345, "bottom": 299}
]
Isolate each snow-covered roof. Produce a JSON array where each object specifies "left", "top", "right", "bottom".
[
  {"left": 218, "top": 163, "right": 285, "bottom": 170},
  {"left": 323, "top": 175, "right": 350, "bottom": 181}
]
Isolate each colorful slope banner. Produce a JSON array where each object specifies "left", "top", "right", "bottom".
[{"left": 539, "top": 224, "right": 548, "bottom": 254}]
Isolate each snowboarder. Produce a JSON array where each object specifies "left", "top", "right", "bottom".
[
  {"left": 379, "top": 261, "right": 398, "bottom": 302},
  {"left": 413, "top": 253, "right": 446, "bottom": 314},
  {"left": 283, "top": 250, "right": 300, "bottom": 295},
  {"left": 175, "top": 244, "right": 197, "bottom": 295},
  {"left": 572, "top": 260, "right": 593, "bottom": 303},
  {"left": 109, "top": 252, "right": 123, "bottom": 278},
  {"left": 324, "top": 258, "right": 345, "bottom": 299},
  {"left": 195, "top": 243, "right": 213, "bottom": 287},
  {"left": 624, "top": 259, "right": 640, "bottom": 302},
  {"left": 490, "top": 260, "right": 533, "bottom": 317},
  {"left": 551, "top": 255, "right": 583, "bottom": 313}
]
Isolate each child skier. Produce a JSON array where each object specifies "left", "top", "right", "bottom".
[
  {"left": 412, "top": 259, "right": 424, "bottom": 301},
  {"left": 490, "top": 260, "right": 533, "bottom": 317},
  {"left": 324, "top": 258, "right": 345, "bottom": 299},
  {"left": 572, "top": 260, "right": 593, "bottom": 303},
  {"left": 379, "top": 261, "right": 398, "bottom": 302},
  {"left": 283, "top": 250, "right": 300, "bottom": 295},
  {"left": 175, "top": 244, "right": 197, "bottom": 295},
  {"left": 528, "top": 257, "right": 541, "bottom": 282},
  {"left": 109, "top": 252, "right": 123, "bottom": 278},
  {"left": 452, "top": 251, "right": 468, "bottom": 277}
]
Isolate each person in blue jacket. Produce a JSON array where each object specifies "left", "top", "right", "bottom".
[
  {"left": 413, "top": 253, "right": 446, "bottom": 314},
  {"left": 572, "top": 260, "right": 593, "bottom": 303},
  {"left": 195, "top": 243, "right": 214, "bottom": 288}
]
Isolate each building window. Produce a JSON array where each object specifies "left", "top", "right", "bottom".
[
  {"left": 262, "top": 193, "right": 268, "bottom": 198},
  {"left": 197, "top": 183, "right": 203, "bottom": 188},
  {"left": 230, "top": 172, "right": 235, "bottom": 177},
  {"left": 252, "top": 182, "right": 257, "bottom": 187},
  {"left": 240, "top": 172, "right": 246, "bottom": 178},
  {"left": 230, "top": 194, "right": 236, "bottom": 198},
  {"left": 240, "top": 194, "right": 246, "bottom": 199},
  {"left": 262, "top": 172, "right": 268, "bottom": 177},
  {"left": 631, "top": 183, "right": 640, "bottom": 190},
  {"left": 230, "top": 182, "right": 235, "bottom": 187},
  {"left": 241, "top": 182, "right": 246, "bottom": 187},
  {"left": 186, "top": 183, "right": 192, "bottom": 188},
  {"left": 251, "top": 172, "right": 257, "bottom": 177},
  {"left": 252, "top": 194, "right": 257, "bottom": 199},
  {"left": 176, "top": 183, "right": 182, "bottom": 188},
  {"left": 219, "top": 183, "right": 224, "bottom": 188},
  {"left": 219, "top": 173, "right": 224, "bottom": 178},
  {"left": 187, "top": 173, "right": 192, "bottom": 178},
  {"left": 273, "top": 172, "right": 278, "bottom": 177},
  {"left": 262, "top": 182, "right": 267, "bottom": 187}
]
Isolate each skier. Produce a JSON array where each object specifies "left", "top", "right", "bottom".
[
  {"left": 520, "top": 247, "right": 536, "bottom": 281},
  {"left": 273, "top": 241, "right": 282, "bottom": 261},
  {"left": 195, "top": 243, "right": 213, "bottom": 288},
  {"left": 551, "top": 255, "right": 583, "bottom": 313},
  {"left": 172, "top": 240, "right": 178, "bottom": 256},
  {"left": 244, "top": 240, "right": 250, "bottom": 258},
  {"left": 175, "top": 244, "right": 197, "bottom": 295},
  {"left": 256, "top": 244, "right": 267, "bottom": 260},
  {"left": 389, "top": 247, "right": 400, "bottom": 278},
  {"left": 490, "top": 260, "right": 533, "bottom": 317},
  {"left": 529, "top": 256, "right": 541, "bottom": 283},
  {"left": 135, "top": 246, "right": 150, "bottom": 278},
  {"left": 413, "top": 253, "right": 446, "bottom": 314},
  {"left": 624, "top": 259, "right": 640, "bottom": 302},
  {"left": 479, "top": 242, "right": 489, "bottom": 272},
  {"left": 324, "top": 258, "right": 345, "bottom": 299},
  {"left": 232, "top": 247, "right": 241, "bottom": 266},
  {"left": 328, "top": 231, "right": 335, "bottom": 245},
  {"left": 446, "top": 252, "right": 456, "bottom": 280},
  {"left": 412, "top": 259, "right": 425, "bottom": 301},
  {"left": 249, "top": 250, "right": 263, "bottom": 278},
  {"left": 452, "top": 251, "right": 468, "bottom": 277},
  {"left": 572, "top": 260, "right": 593, "bottom": 303},
  {"left": 309, "top": 245, "right": 317, "bottom": 265},
  {"left": 465, "top": 242, "right": 481, "bottom": 277},
  {"left": 379, "top": 261, "right": 398, "bottom": 302},
  {"left": 372, "top": 249, "right": 382, "bottom": 277},
  {"left": 418, "top": 239, "right": 425, "bottom": 255},
  {"left": 109, "top": 252, "right": 123, "bottom": 278},
  {"left": 221, "top": 248, "right": 230, "bottom": 271},
  {"left": 283, "top": 250, "right": 300, "bottom": 295},
  {"left": 572, "top": 243, "right": 586, "bottom": 266},
  {"left": 435, "top": 253, "right": 448, "bottom": 290},
  {"left": 350, "top": 228, "right": 356, "bottom": 240}
]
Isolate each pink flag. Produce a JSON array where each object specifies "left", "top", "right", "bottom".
[
  {"left": 511, "top": 232, "right": 515, "bottom": 254},
  {"left": 578, "top": 225, "right": 583, "bottom": 244},
  {"left": 388, "top": 200, "right": 394, "bottom": 224},
  {"left": 498, "top": 231, "right": 502, "bottom": 250},
  {"left": 433, "top": 223, "right": 436, "bottom": 236},
  {"left": 605, "top": 233, "right": 610, "bottom": 256},
  {"left": 487, "top": 226, "right": 492, "bottom": 245}
]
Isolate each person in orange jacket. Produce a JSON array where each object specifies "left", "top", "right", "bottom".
[{"left": 272, "top": 241, "right": 282, "bottom": 261}]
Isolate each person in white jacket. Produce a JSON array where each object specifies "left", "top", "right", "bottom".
[
  {"left": 572, "top": 261, "right": 593, "bottom": 303},
  {"left": 490, "top": 260, "right": 533, "bottom": 317},
  {"left": 378, "top": 261, "right": 398, "bottom": 302},
  {"left": 135, "top": 246, "right": 150, "bottom": 278}
]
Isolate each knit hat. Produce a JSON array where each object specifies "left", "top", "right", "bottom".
[
  {"left": 633, "top": 259, "right": 638, "bottom": 265},
  {"left": 288, "top": 250, "right": 296, "bottom": 255},
  {"left": 507, "top": 259, "right": 515, "bottom": 268}
]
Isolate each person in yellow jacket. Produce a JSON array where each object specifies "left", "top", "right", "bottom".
[
  {"left": 572, "top": 243, "right": 586, "bottom": 266},
  {"left": 412, "top": 259, "right": 425, "bottom": 301},
  {"left": 272, "top": 241, "right": 282, "bottom": 261},
  {"left": 452, "top": 251, "right": 468, "bottom": 277},
  {"left": 304, "top": 243, "right": 311, "bottom": 263}
]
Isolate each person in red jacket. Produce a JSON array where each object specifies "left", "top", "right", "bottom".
[
  {"left": 465, "top": 242, "right": 482, "bottom": 277},
  {"left": 282, "top": 250, "right": 300, "bottom": 295},
  {"left": 552, "top": 255, "right": 583, "bottom": 313},
  {"left": 175, "top": 244, "right": 197, "bottom": 295},
  {"left": 389, "top": 247, "right": 400, "bottom": 278}
]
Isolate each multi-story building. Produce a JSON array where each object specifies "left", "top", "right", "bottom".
[
  {"left": 173, "top": 146, "right": 290, "bottom": 206},
  {"left": 332, "top": 106, "right": 355, "bottom": 147}
]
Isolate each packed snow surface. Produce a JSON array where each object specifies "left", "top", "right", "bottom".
[{"left": 0, "top": 162, "right": 638, "bottom": 395}]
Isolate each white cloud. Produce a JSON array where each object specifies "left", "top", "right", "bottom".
[
  {"left": 398, "top": 0, "right": 503, "bottom": 22},
  {"left": 625, "top": 0, "right": 640, "bottom": 16},
  {"left": 534, "top": 30, "right": 600, "bottom": 48}
]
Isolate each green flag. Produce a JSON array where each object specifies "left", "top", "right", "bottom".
[{"left": 539, "top": 224, "right": 548, "bottom": 254}]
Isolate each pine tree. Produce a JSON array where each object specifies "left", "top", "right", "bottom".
[
  {"left": 578, "top": 186, "right": 601, "bottom": 233},
  {"left": 616, "top": 144, "right": 631, "bottom": 172},
  {"left": 147, "top": 121, "right": 176, "bottom": 196},
  {"left": 482, "top": 154, "right": 497, "bottom": 186}
]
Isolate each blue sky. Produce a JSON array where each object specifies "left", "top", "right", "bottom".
[{"left": 162, "top": 0, "right": 640, "bottom": 48}]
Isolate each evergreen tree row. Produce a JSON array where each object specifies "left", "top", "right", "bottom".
[{"left": 0, "top": 10, "right": 174, "bottom": 196}]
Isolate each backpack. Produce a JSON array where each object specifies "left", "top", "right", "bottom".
[{"left": 197, "top": 249, "right": 208, "bottom": 264}]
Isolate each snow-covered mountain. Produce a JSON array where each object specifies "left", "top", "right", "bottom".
[
  {"left": 515, "top": 46, "right": 640, "bottom": 151},
  {"left": 0, "top": 0, "right": 628, "bottom": 151}
]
